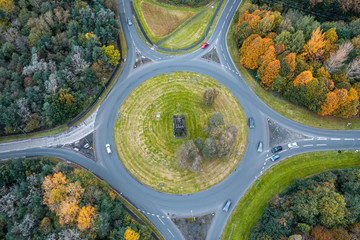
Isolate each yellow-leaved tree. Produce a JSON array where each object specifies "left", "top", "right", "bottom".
[
  {"left": 301, "top": 27, "right": 326, "bottom": 61},
  {"left": 260, "top": 59, "right": 280, "bottom": 90},
  {"left": 0, "top": 0, "right": 15, "bottom": 14},
  {"left": 293, "top": 71, "right": 314, "bottom": 86},
  {"left": 77, "top": 205, "right": 96, "bottom": 231},
  {"left": 124, "top": 227, "right": 140, "bottom": 240},
  {"left": 102, "top": 45, "right": 120, "bottom": 66}
]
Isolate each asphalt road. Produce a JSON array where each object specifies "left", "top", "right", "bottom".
[{"left": 1, "top": 0, "right": 360, "bottom": 239}]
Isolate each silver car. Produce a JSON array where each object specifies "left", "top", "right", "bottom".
[
  {"left": 257, "top": 141, "right": 263, "bottom": 152},
  {"left": 105, "top": 144, "right": 112, "bottom": 154},
  {"left": 223, "top": 200, "right": 232, "bottom": 212}
]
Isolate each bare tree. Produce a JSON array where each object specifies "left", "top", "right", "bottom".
[
  {"left": 71, "top": 46, "right": 89, "bottom": 75},
  {"left": 325, "top": 41, "right": 354, "bottom": 74},
  {"left": 203, "top": 88, "right": 219, "bottom": 106},
  {"left": 346, "top": 58, "right": 360, "bottom": 81},
  {"left": 216, "top": 126, "right": 238, "bottom": 159},
  {"left": 11, "top": 213, "right": 36, "bottom": 237},
  {"left": 17, "top": 97, "right": 31, "bottom": 122},
  {"left": 45, "top": 73, "right": 58, "bottom": 94},
  {"left": 176, "top": 140, "right": 202, "bottom": 171}
]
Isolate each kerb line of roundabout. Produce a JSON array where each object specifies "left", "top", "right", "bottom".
[{"left": 1, "top": 0, "right": 360, "bottom": 239}]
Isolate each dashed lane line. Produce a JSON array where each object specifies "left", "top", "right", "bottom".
[
  {"left": 345, "top": 138, "right": 355, "bottom": 140},
  {"left": 330, "top": 138, "right": 341, "bottom": 140},
  {"left": 157, "top": 216, "right": 165, "bottom": 225},
  {"left": 304, "top": 144, "right": 313, "bottom": 147},
  {"left": 317, "top": 144, "right": 327, "bottom": 146},
  {"left": 317, "top": 137, "right": 327, "bottom": 140}
]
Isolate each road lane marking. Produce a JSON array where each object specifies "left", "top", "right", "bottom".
[
  {"left": 317, "top": 144, "right": 327, "bottom": 146},
  {"left": 147, "top": 212, "right": 150, "bottom": 214},
  {"left": 304, "top": 144, "right": 313, "bottom": 147},
  {"left": 152, "top": 213, "right": 155, "bottom": 216},
  {"left": 167, "top": 228, "right": 175, "bottom": 238},
  {"left": 157, "top": 216, "right": 165, "bottom": 225},
  {"left": 331, "top": 138, "right": 341, "bottom": 140},
  {"left": 317, "top": 137, "right": 327, "bottom": 140},
  {"left": 345, "top": 138, "right": 355, "bottom": 140}
]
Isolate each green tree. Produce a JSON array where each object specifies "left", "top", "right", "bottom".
[
  {"left": 202, "top": 138, "right": 217, "bottom": 159},
  {"left": 102, "top": 45, "right": 120, "bottom": 66},
  {"left": 288, "top": 30, "right": 305, "bottom": 53},
  {"left": 203, "top": 87, "right": 219, "bottom": 106},
  {"left": 202, "top": 112, "right": 224, "bottom": 138}
]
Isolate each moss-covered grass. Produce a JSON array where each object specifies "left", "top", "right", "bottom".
[
  {"left": 221, "top": 150, "right": 360, "bottom": 239},
  {"left": 227, "top": 3, "right": 360, "bottom": 130},
  {"left": 114, "top": 72, "right": 247, "bottom": 194}
]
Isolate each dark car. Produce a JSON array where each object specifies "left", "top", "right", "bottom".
[
  {"left": 270, "top": 154, "right": 280, "bottom": 161},
  {"left": 248, "top": 117, "right": 255, "bottom": 129},
  {"left": 271, "top": 145, "right": 282, "bottom": 153}
]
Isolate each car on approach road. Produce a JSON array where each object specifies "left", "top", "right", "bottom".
[
  {"left": 271, "top": 145, "right": 283, "bottom": 153},
  {"left": 127, "top": 17, "right": 133, "bottom": 26},
  {"left": 257, "top": 141, "right": 263, "bottom": 152},
  {"left": 248, "top": 117, "right": 255, "bottom": 129},
  {"left": 223, "top": 200, "right": 232, "bottom": 212},
  {"left": 288, "top": 142, "right": 298, "bottom": 149},
  {"left": 105, "top": 144, "right": 112, "bottom": 154},
  {"left": 270, "top": 154, "right": 280, "bottom": 161},
  {"left": 201, "top": 42, "right": 209, "bottom": 49}
]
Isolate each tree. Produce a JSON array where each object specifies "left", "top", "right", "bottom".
[
  {"left": 240, "top": 34, "right": 273, "bottom": 70},
  {"left": 77, "top": 205, "right": 95, "bottom": 231},
  {"left": 216, "top": 126, "right": 238, "bottom": 158},
  {"left": 257, "top": 15, "right": 275, "bottom": 37},
  {"left": 335, "top": 88, "right": 359, "bottom": 118},
  {"left": 295, "top": 16, "right": 320, "bottom": 41},
  {"left": 325, "top": 42, "right": 354, "bottom": 74},
  {"left": 275, "top": 30, "right": 291, "bottom": 46},
  {"left": 304, "top": 78, "right": 329, "bottom": 112},
  {"left": 288, "top": 30, "right": 305, "bottom": 53},
  {"left": 293, "top": 71, "right": 313, "bottom": 86},
  {"left": 202, "top": 113, "right": 224, "bottom": 138},
  {"left": 102, "top": 45, "right": 120, "bottom": 66},
  {"left": 284, "top": 53, "right": 297, "bottom": 73},
  {"left": 202, "top": 138, "right": 217, "bottom": 160},
  {"left": 235, "top": 21, "right": 253, "bottom": 48},
  {"left": 311, "top": 226, "right": 334, "bottom": 240},
  {"left": 301, "top": 28, "right": 326, "bottom": 61},
  {"left": 346, "top": 58, "right": 360, "bottom": 82},
  {"left": 271, "top": 76, "right": 287, "bottom": 93},
  {"left": 176, "top": 140, "right": 201, "bottom": 171},
  {"left": 0, "top": 0, "right": 15, "bottom": 14},
  {"left": 203, "top": 88, "right": 219, "bottom": 106},
  {"left": 318, "top": 91, "right": 339, "bottom": 116},
  {"left": 124, "top": 227, "right": 140, "bottom": 240},
  {"left": 324, "top": 28, "right": 338, "bottom": 44},
  {"left": 194, "top": 137, "right": 204, "bottom": 150},
  {"left": 260, "top": 59, "right": 280, "bottom": 90}
]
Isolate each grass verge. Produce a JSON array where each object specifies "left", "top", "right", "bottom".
[
  {"left": 221, "top": 150, "right": 360, "bottom": 239},
  {"left": 227, "top": 4, "right": 360, "bottom": 130},
  {"left": 114, "top": 72, "right": 247, "bottom": 194}
]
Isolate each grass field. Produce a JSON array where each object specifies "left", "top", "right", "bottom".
[
  {"left": 227, "top": 5, "right": 360, "bottom": 130},
  {"left": 134, "top": 0, "right": 221, "bottom": 50},
  {"left": 114, "top": 72, "right": 247, "bottom": 194},
  {"left": 141, "top": 1, "right": 194, "bottom": 36},
  {"left": 221, "top": 150, "right": 360, "bottom": 239}
]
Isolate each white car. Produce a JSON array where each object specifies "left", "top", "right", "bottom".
[
  {"left": 105, "top": 144, "right": 112, "bottom": 154},
  {"left": 288, "top": 142, "right": 298, "bottom": 149}
]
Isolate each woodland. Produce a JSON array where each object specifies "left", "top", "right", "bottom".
[
  {"left": 233, "top": 2, "right": 360, "bottom": 118},
  {"left": 155, "top": 0, "right": 212, "bottom": 7},
  {"left": 0, "top": 158, "right": 152, "bottom": 240},
  {"left": 0, "top": 0, "right": 120, "bottom": 136},
  {"left": 250, "top": 168, "right": 360, "bottom": 240}
]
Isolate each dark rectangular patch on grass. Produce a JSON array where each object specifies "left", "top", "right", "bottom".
[{"left": 173, "top": 114, "right": 187, "bottom": 138}]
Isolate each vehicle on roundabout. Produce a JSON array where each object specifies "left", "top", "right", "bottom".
[
  {"left": 223, "top": 200, "right": 232, "bottom": 212},
  {"left": 271, "top": 145, "right": 282, "bottom": 153},
  {"left": 127, "top": 17, "right": 133, "bottom": 26},
  {"left": 270, "top": 154, "right": 280, "bottom": 162},
  {"left": 288, "top": 142, "right": 298, "bottom": 148},
  {"left": 201, "top": 42, "right": 209, "bottom": 49},
  {"left": 105, "top": 144, "right": 112, "bottom": 154},
  {"left": 257, "top": 141, "right": 263, "bottom": 152},
  {"left": 248, "top": 117, "right": 255, "bottom": 129}
]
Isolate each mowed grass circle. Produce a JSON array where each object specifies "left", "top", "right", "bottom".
[{"left": 114, "top": 72, "right": 247, "bottom": 193}]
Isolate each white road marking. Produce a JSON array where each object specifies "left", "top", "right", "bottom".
[
  {"left": 157, "top": 216, "right": 165, "bottom": 225},
  {"left": 331, "top": 138, "right": 341, "bottom": 140},
  {"left": 358, "top": 138, "right": 360, "bottom": 140},
  {"left": 304, "top": 144, "right": 313, "bottom": 147},
  {"left": 317, "top": 137, "right": 327, "bottom": 140},
  {"left": 162, "top": 216, "right": 165, "bottom": 218},
  {"left": 345, "top": 138, "right": 355, "bottom": 140},
  {"left": 152, "top": 213, "right": 155, "bottom": 216},
  {"left": 167, "top": 228, "right": 175, "bottom": 238},
  {"left": 317, "top": 144, "right": 327, "bottom": 146},
  {"left": 281, "top": 149, "right": 287, "bottom": 153},
  {"left": 147, "top": 212, "right": 150, "bottom": 214}
]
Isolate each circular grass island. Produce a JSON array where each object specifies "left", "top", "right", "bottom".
[{"left": 114, "top": 72, "right": 247, "bottom": 194}]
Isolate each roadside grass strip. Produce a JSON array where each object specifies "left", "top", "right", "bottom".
[
  {"left": 221, "top": 151, "right": 360, "bottom": 239},
  {"left": 114, "top": 72, "right": 247, "bottom": 194},
  {"left": 227, "top": 4, "right": 360, "bottom": 130}
]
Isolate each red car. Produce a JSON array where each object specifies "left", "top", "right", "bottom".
[{"left": 201, "top": 42, "right": 209, "bottom": 49}]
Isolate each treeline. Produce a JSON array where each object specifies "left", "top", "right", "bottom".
[
  {"left": 234, "top": 3, "right": 360, "bottom": 118},
  {"left": 0, "top": 0, "right": 120, "bottom": 136},
  {"left": 250, "top": 168, "right": 360, "bottom": 239},
  {"left": 252, "top": 0, "right": 359, "bottom": 22},
  {"left": 155, "top": 0, "right": 213, "bottom": 7},
  {"left": 0, "top": 158, "right": 153, "bottom": 239}
]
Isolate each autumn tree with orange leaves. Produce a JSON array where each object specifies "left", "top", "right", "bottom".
[
  {"left": 319, "top": 88, "right": 359, "bottom": 117},
  {"left": 42, "top": 172, "right": 85, "bottom": 226},
  {"left": 124, "top": 227, "right": 140, "bottom": 240},
  {"left": 260, "top": 59, "right": 280, "bottom": 90},
  {"left": 293, "top": 71, "right": 313, "bottom": 86},
  {"left": 77, "top": 205, "right": 96, "bottom": 231},
  {"left": 301, "top": 28, "right": 326, "bottom": 62}
]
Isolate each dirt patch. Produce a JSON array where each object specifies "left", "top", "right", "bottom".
[
  {"left": 172, "top": 213, "right": 215, "bottom": 240},
  {"left": 268, "top": 118, "right": 311, "bottom": 148},
  {"left": 201, "top": 47, "right": 220, "bottom": 64},
  {"left": 141, "top": 1, "right": 193, "bottom": 36}
]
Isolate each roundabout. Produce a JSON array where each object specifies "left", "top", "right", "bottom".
[
  {"left": 0, "top": 0, "right": 360, "bottom": 239},
  {"left": 114, "top": 71, "right": 247, "bottom": 193}
]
